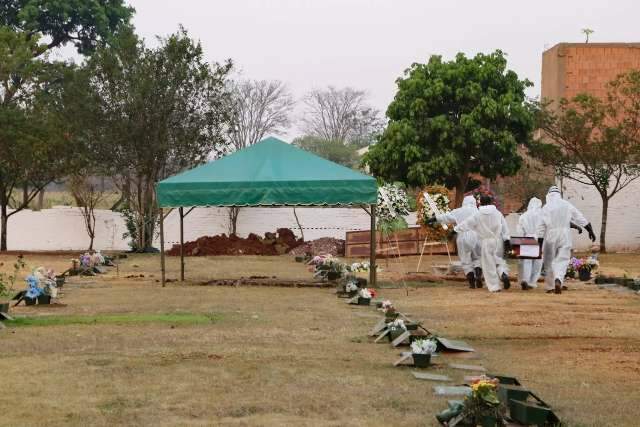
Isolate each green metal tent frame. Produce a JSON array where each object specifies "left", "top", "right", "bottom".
[{"left": 156, "top": 137, "right": 379, "bottom": 287}]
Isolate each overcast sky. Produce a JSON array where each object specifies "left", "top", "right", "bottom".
[{"left": 124, "top": 0, "right": 639, "bottom": 137}]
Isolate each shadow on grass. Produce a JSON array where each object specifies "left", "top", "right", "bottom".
[{"left": 5, "top": 312, "right": 222, "bottom": 327}]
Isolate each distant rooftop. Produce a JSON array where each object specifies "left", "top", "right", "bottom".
[{"left": 544, "top": 42, "right": 640, "bottom": 52}]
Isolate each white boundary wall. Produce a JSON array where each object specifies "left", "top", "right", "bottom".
[
  {"left": 4, "top": 206, "right": 417, "bottom": 252},
  {"left": 560, "top": 178, "right": 640, "bottom": 251},
  {"left": 4, "top": 187, "right": 638, "bottom": 252}
]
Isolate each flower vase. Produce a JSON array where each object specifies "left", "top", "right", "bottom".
[
  {"left": 578, "top": 269, "right": 591, "bottom": 281},
  {"left": 0, "top": 302, "right": 9, "bottom": 314},
  {"left": 25, "top": 297, "right": 37, "bottom": 306},
  {"left": 327, "top": 271, "right": 341, "bottom": 281},
  {"left": 412, "top": 353, "right": 431, "bottom": 368},
  {"left": 37, "top": 294, "right": 51, "bottom": 305},
  {"left": 388, "top": 328, "right": 405, "bottom": 342},
  {"left": 479, "top": 415, "right": 498, "bottom": 427},
  {"left": 357, "top": 297, "right": 371, "bottom": 306}
]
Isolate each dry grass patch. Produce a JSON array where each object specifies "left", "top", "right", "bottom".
[{"left": 1, "top": 253, "right": 639, "bottom": 426}]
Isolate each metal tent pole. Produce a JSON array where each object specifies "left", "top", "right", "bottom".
[
  {"left": 369, "top": 203, "right": 377, "bottom": 287},
  {"left": 179, "top": 207, "right": 185, "bottom": 281},
  {"left": 160, "top": 207, "right": 166, "bottom": 287}
]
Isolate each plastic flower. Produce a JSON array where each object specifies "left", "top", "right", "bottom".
[
  {"left": 377, "top": 184, "right": 410, "bottom": 223},
  {"left": 410, "top": 338, "right": 438, "bottom": 355},
  {"left": 345, "top": 282, "right": 358, "bottom": 292},
  {"left": 359, "top": 288, "right": 372, "bottom": 299},
  {"left": 25, "top": 275, "right": 43, "bottom": 299},
  {"left": 389, "top": 318, "right": 407, "bottom": 331}
]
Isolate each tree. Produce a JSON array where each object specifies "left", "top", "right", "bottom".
[
  {"left": 69, "top": 175, "right": 114, "bottom": 250},
  {"left": 493, "top": 154, "right": 555, "bottom": 212},
  {"left": 0, "top": 1, "right": 132, "bottom": 251},
  {"left": 76, "top": 29, "right": 233, "bottom": 251},
  {"left": 293, "top": 136, "right": 360, "bottom": 168},
  {"left": 225, "top": 79, "right": 294, "bottom": 235},
  {"left": 582, "top": 28, "right": 595, "bottom": 43},
  {"left": 301, "top": 86, "right": 383, "bottom": 145},
  {"left": 228, "top": 79, "right": 294, "bottom": 150},
  {"left": 1, "top": 0, "right": 133, "bottom": 54},
  {"left": 532, "top": 71, "right": 640, "bottom": 252},
  {"left": 365, "top": 51, "right": 535, "bottom": 207},
  {"left": 0, "top": 28, "right": 71, "bottom": 250}
]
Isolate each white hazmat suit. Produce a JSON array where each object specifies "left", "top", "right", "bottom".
[
  {"left": 436, "top": 195, "right": 481, "bottom": 275},
  {"left": 537, "top": 191, "right": 589, "bottom": 291},
  {"left": 455, "top": 204, "right": 511, "bottom": 292},
  {"left": 517, "top": 197, "right": 543, "bottom": 289}
]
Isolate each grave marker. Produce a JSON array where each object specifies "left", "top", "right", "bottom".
[
  {"left": 448, "top": 363, "right": 486, "bottom": 372},
  {"left": 369, "top": 319, "right": 387, "bottom": 336},
  {"left": 412, "top": 372, "right": 452, "bottom": 382},
  {"left": 391, "top": 330, "right": 411, "bottom": 347},
  {"left": 433, "top": 386, "right": 472, "bottom": 396}
]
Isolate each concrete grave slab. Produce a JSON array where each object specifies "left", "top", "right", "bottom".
[
  {"left": 448, "top": 363, "right": 486, "bottom": 372},
  {"left": 369, "top": 319, "right": 387, "bottom": 336},
  {"left": 374, "top": 329, "right": 391, "bottom": 343},
  {"left": 433, "top": 386, "right": 472, "bottom": 396},
  {"left": 412, "top": 372, "right": 452, "bottom": 382},
  {"left": 391, "top": 330, "right": 411, "bottom": 347}
]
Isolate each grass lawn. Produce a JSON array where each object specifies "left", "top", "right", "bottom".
[{"left": 1, "top": 253, "right": 639, "bottom": 426}]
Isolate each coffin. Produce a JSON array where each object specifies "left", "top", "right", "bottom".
[{"left": 508, "top": 236, "right": 542, "bottom": 259}]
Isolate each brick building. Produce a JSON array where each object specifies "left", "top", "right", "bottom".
[
  {"left": 540, "top": 42, "right": 640, "bottom": 251},
  {"left": 541, "top": 42, "right": 640, "bottom": 102}
]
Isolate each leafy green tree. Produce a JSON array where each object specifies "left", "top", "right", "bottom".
[
  {"left": 293, "top": 136, "right": 360, "bottom": 169},
  {"left": 0, "top": 1, "right": 132, "bottom": 250},
  {"left": 0, "top": 28, "right": 71, "bottom": 250},
  {"left": 365, "top": 51, "right": 535, "bottom": 207},
  {"left": 532, "top": 71, "right": 640, "bottom": 252},
  {"left": 1, "top": 0, "right": 133, "bottom": 54},
  {"left": 71, "top": 29, "right": 234, "bottom": 251}
]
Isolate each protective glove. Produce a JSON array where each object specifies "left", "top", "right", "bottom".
[
  {"left": 538, "top": 237, "right": 544, "bottom": 246},
  {"left": 570, "top": 222, "right": 583, "bottom": 234},
  {"left": 503, "top": 240, "right": 512, "bottom": 257},
  {"left": 426, "top": 215, "right": 437, "bottom": 226},
  {"left": 584, "top": 223, "right": 596, "bottom": 242}
]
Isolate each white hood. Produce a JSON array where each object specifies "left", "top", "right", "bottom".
[
  {"left": 546, "top": 192, "right": 561, "bottom": 205},
  {"left": 527, "top": 197, "right": 542, "bottom": 212},
  {"left": 479, "top": 204, "right": 497, "bottom": 215},
  {"left": 462, "top": 195, "right": 477, "bottom": 209}
]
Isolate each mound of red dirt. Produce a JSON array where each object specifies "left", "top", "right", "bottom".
[
  {"left": 288, "top": 237, "right": 345, "bottom": 257},
  {"left": 167, "top": 229, "right": 304, "bottom": 256}
]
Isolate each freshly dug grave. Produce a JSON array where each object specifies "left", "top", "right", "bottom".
[
  {"left": 288, "top": 237, "right": 345, "bottom": 257},
  {"left": 167, "top": 228, "right": 304, "bottom": 256}
]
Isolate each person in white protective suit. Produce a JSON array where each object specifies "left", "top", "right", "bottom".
[
  {"left": 455, "top": 195, "right": 511, "bottom": 293},
  {"left": 517, "top": 197, "right": 543, "bottom": 290},
  {"left": 537, "top": 186, "right": 596, "bottom": 294},
  {"left": 433, "top": 195, "right": 482, "bottom": 288}
]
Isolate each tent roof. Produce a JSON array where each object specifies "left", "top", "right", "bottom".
[{"left": 156, "top": 137, "right": 378, "bottom": 207}]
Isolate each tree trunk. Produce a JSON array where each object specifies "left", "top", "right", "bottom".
[
  {"left": 22, "top": 184, "right": 29, "bottom": 208},
  {"left": 292, "top": 207, "right": 305, "bottom": 241},
  {"left": 454, "top": 171, "right": 470, "bottom": 208},
  {"left": 599, "top": 195, "right": 608, "bottom": 253},
  {"left": 0, "top": 202, "right": 7, "bottom": 251},
  {"left": 37, "top": 188, "right": 45, "bottom": 211},
  {"left": 228, "top": 207, "right": 240, "bottom": 236}
]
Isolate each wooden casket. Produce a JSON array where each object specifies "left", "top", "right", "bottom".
[{"left": 507, "top": 236, "right": 542, "bottom": 259}]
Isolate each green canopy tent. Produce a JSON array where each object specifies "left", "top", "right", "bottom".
[{"left": 156, "top": 137, "right": 379, "bottom": 286}]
